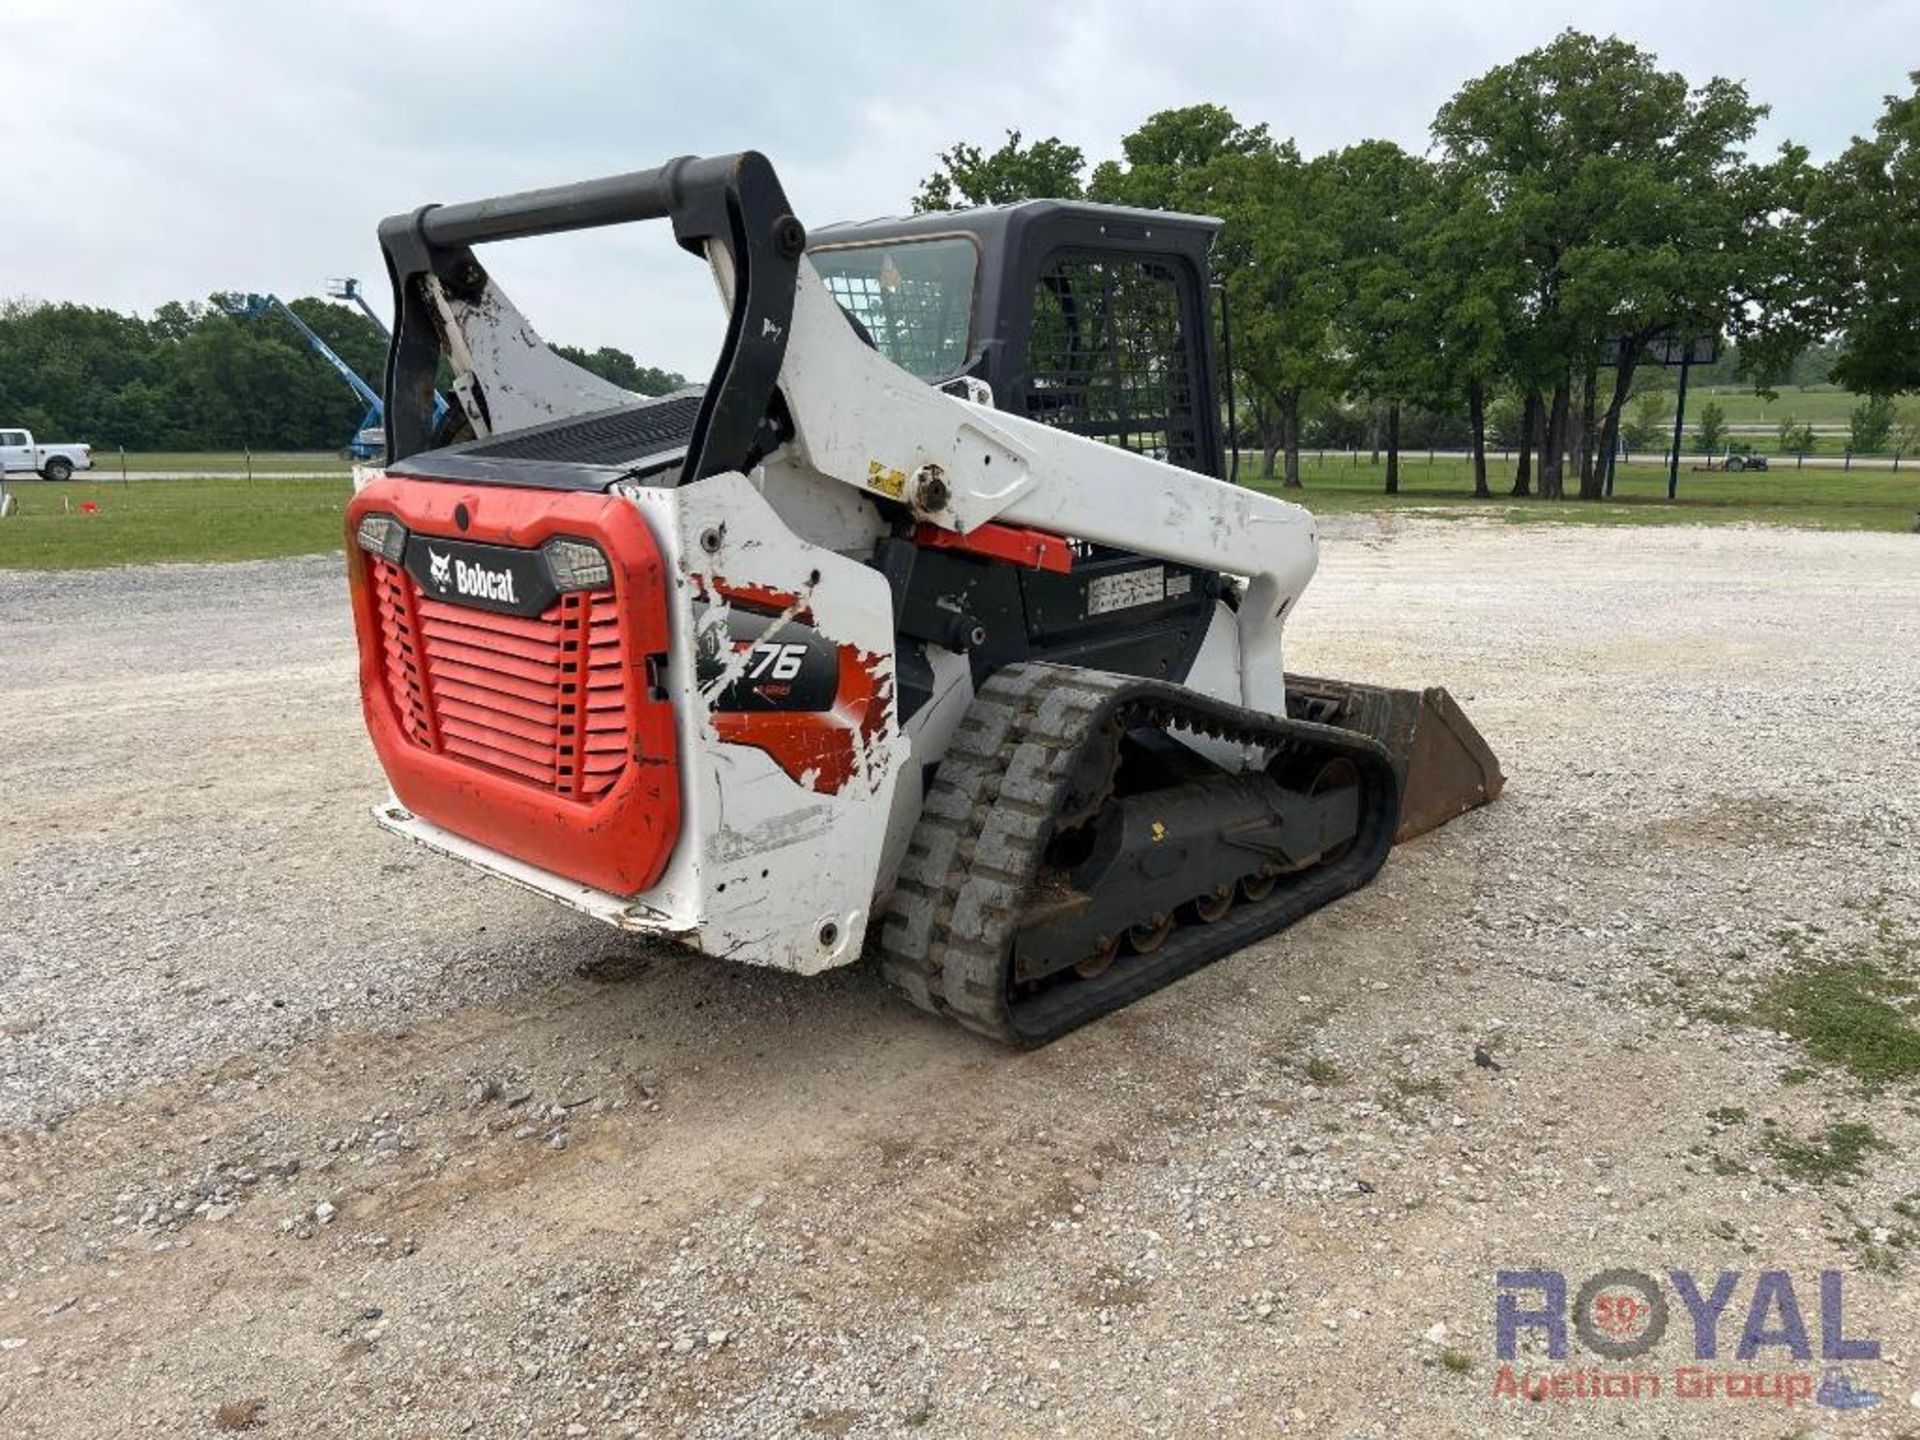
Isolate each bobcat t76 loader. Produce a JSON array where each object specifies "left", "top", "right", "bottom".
[{"left": 346, "top": 152, "right": 1502, "bottom": 1044}]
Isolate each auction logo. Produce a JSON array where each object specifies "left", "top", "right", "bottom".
[{"left": 1493, "top": 1269, "right": 1881, "bottom": 1411}]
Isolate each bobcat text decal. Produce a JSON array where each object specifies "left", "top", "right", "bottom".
[{"left": 427, "top": 548, "right": 520, "bottom": 606}]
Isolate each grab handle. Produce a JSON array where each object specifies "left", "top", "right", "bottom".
[{"left": 376, "top": 151, "right": 805, "bottom": 481}]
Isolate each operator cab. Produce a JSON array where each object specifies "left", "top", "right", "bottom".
[
  {"left": 807, "top": 202, "right": 1226, "bottom": 480},
  {"left": 390, "top": 196, "right": 1229, "bottom": 492},
  {"left": 806, "top": 205, "right": 1231, "bottom": 720}
]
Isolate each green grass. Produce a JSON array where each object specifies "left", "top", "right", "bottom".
[
  {"left": 1749, "top": 961, "right": 1920, "bottom": 1088},
  {"left": 1762, "top": 1120, "right": 1887, "bottom": 1186},
  {"left": 1662, "top": 384, "right": 1875, "bottom": 430},
  {"left": 1, "top": 449, "right": 1914, "bottom": 571},
  {"left": 1244, "top": 456, "right": 1919, "bottom": 532},
  {"left": 0, "top": 475, "right": 350, "bottom": 568},
  {"left": 1635, "top": 384, "right": 1920, "bottom": 454},
  {"left": 1301, "top": 1056, "right": 1344, "bottom": 1085}
]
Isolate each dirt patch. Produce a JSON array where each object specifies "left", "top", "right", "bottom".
[{"left": 1636, "top": 794, "right": 1830, "bottom": 849}]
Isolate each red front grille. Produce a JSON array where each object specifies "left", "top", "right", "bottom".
[{"left": 368, "top": 557, "right": 628, "bottom": 802}]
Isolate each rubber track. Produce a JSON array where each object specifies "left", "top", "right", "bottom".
[{"left": 877, "top": 662, "right": 1400, "bottom": 1046}]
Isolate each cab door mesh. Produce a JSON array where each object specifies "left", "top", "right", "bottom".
[{"left": 1021, "top": 255, "right": 1201, "bottom": 471}]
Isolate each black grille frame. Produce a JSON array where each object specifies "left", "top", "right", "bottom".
[{"left": 459, "top": 393, "right": 704, "bottom": 466}]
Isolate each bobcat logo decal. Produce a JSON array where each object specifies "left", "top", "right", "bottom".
[{"left": 428, "top": 549, "right": 452, "bottom": 591}]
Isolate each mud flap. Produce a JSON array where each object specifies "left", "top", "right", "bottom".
[{"left": 1284, "top": 675, "right": 1504, "bottom": 842}]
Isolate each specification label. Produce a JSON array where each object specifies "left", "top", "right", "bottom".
[{"left": 1087, "top": 566, "right": 1166, "bottom": 615}]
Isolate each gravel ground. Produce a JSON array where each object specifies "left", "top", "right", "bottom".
[
  {"left": 0, "top": 556, "right": 599, "bottom": 1127},
  {"left": 1, "top": 519, "right": 1917, "bottom": 1438}
]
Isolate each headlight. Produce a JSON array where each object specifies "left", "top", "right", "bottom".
[
  {"left": 355, "top": 512, "right": 407, "bottom": 562},
  {"left": 543, "top": 537, "right": 612, "bottom": 591}
]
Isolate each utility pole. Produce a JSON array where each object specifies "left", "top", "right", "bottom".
[{"left": 1667, "top": 348, "right": 1693, "bottom": 502}]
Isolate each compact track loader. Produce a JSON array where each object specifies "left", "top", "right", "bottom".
[{"left": 346, "top": 152, "right": 1502, "bottom": 1044}]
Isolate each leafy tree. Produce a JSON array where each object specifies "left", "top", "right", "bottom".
[
  {"left": 1694, "top": 399, "right": 1727, "bottom": 453},
  {"left": 287, "top": 298, "right": 387, "bottom": 391},
  {"left": 868, "top": 52, "right": 1901, "bottom": 504},
  {"left": 1773, "top": 412, "right": 1822, "bottom": 454},
  {"left": 1415, "top": 175, "right": 1521, "bottom": 497},
  {"left": 1086, "top": 104, "right": 1270, "bottom": 203},
  {"left": 1485, "top": 392, "right": 1524, "bottom": 449},
  {"left": 1317, "top": 141, "right": 1438, "bottom": 493},
  {"left": 0, "top": 295, "right": 683, "bottom": 450},
  {"left": 1809, "top": 73, "right": 1920, "bottom": 397},
  {"left": 1085, "top": 106, "right": 1343, "bottom": 487},
  {"left": 1222, "top": 149, "right": 1349, "bottom": 486},
  {"left": 1848, "top": 395, "right": 1894, "bottom": 452},
  {"left": 913, "top": 131, "right": 1086, "bottom": 212},
  {"left": 550, "top": 344, "right": 686, "bottom": 395},
  {"left": 1787, "top": 342, "right": 1841, "bottom": 387},
  {"left": 1622, "top": 390, "right": 1668, "bottom": 452},
  {"left": 1433, "top": 31, "right": 1790, "bottom": 499}
]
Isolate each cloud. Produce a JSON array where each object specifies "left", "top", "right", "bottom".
[{"left": 2, "top": 0, "right": 1911, "bottom": 376}]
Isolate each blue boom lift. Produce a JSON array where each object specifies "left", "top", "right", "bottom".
[
  {"left": 231, "top": 289, "right": 447, "bottom": 459},
  {"left": 327, "top": 277, "right": 387, "bottom": 333}
]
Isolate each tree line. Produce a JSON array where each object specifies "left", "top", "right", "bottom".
[
  {"left": 915, "top": 33, "right": 1920, "bottom": 495},
  {"left": 0, "top": 293, "right": 684, "bottom": 452}
]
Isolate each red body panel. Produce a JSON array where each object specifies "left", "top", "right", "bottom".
[
  {"left": 699, "top": 580, "right": 890, "bottom": 795},
  {"left": 346, "top": 475, "right": 679, "bottom": 896},
  {"left": 710, "top": 643, "right": 890, "bottom": 794},
  {"left": 912, "top": 520, "right": 1073, "bottom": 574}
]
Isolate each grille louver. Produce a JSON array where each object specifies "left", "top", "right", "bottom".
[{"left": 368, "top": 557, "right": 628, "bottom": 801}]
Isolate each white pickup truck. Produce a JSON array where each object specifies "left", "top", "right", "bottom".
[{"left": 0, "top": 428, "right": 93, "bottom": 481}]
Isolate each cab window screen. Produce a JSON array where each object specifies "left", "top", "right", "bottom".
[
  {"left": 1024, "top": 255, "right": 1199, "bottom": 469},
  {"left": 810, "top": 237, "right": 977, "bottom": 382}
]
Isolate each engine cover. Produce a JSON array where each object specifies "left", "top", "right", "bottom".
[{"left": 346, "top": 474, "right": 680, "bottom": 896}]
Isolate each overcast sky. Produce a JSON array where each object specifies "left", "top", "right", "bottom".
[{"left": 4, "top": 0, "right": 1913, "bottom": 377}]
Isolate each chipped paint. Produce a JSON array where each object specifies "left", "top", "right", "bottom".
[
  {"left": 430, "top": 273, "right": 654, "bottom": 434},
  {"left": 601, "top": 471, "right": 908, "bottom": 975}
]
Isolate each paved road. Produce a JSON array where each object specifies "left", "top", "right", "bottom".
[
  {"left": 5, "top": 469, "right": 349, "bottom": 484},
  {"left": 1231, "top": 447, "right": 1918, "bottom": 472},
  {"left": 14, "top": 449, "right": 1920, "bottom": 485}
]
